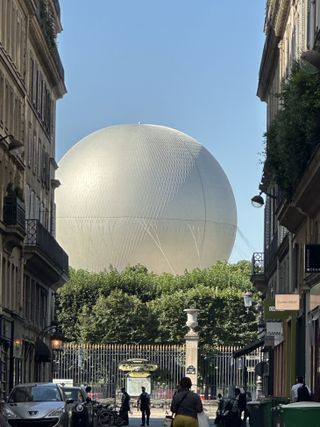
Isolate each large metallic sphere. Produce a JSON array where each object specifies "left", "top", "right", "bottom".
[{"left": 56, "top": 124, "right": 237, "bottom": 274}]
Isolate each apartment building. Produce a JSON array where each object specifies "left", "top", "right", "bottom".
[
  {"left": 0, "top": 0, "right": 68, "bottom": 397},
  {"left": 252, "top": 0, "right": 320, "bottom": 399}
]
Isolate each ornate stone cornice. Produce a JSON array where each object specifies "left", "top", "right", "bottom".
[
  {"left": 265, "top": 0, "right": 290, "bottom": 38},
  {"left": 257, "top": 0, "right": 291, "bottom": 101}
]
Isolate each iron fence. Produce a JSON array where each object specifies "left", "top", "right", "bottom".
[
  {"left": 200, "top": 346, "right": 261, "bottom": 400},
  {"left": 53, "top": 343, "right": 185, "bottom": 401},
  {"left": 53, "top": 343, "right": 262, "bottom": 402}
]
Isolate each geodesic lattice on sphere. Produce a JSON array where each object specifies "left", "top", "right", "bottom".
[{"left": 56, "top": 124, "right": 237, "bottom": 275}]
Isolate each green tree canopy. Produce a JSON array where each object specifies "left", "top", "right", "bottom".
[{"left": 56, "top": 261, "right": 258, "bottom": 348}]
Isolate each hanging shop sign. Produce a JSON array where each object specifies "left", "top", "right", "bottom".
[{"left": 275, "top": 294, "right": 300, "bottom": 311}]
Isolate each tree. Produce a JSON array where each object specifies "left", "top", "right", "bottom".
[
  {"left": 77, "top": 290, "right": 159, "bottom": 343},
  {"left": 56, "top": 261, "right": 258, "bottom": 346}
]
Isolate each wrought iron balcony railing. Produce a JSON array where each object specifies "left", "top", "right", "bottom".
[
  {"left": 3, "top": 195, "right": 25, "bottom": 230},
  {"left": 25, "top": 219, "right": 68, "bottom": 274},
  {"left": 252, "top": 252, "right": 264, "bottom": 275},
  {"left": 251, "top": 252, "right": 267, "bottom": 294}
]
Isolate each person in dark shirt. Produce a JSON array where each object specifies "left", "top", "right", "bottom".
[
  {"left": 170, "top": 377, "right": 202, "bottom": 427},
  {"left": 137, "top": 387, "right": 150, "bottom": 426},
  {"left": 214, "top": 393, "right": 224, "bottom": 425},
  {"left": 120, "top": 387, "right": 131, "bottom": 425}
]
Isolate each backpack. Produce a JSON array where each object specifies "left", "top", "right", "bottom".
[{"left": 297, "top": 385, "right": 311, "bottom": 401}]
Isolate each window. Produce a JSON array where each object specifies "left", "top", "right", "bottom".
[
  {"left": 27, "top": 122, "right": 32, "bottom": 167},
  {"left": 0, "top": 71, "right": 4, "bottom": 126},
  {"left": 32, "top": 130, "right": 37, "bottom": 174}
]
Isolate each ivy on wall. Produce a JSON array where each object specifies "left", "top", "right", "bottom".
[{"left": 265, "top": 63, "right": 320, "bottom": 199}]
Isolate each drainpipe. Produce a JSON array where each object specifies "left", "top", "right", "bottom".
[{"left": 304, "top": 289, "right": 311, "bottom": 387}]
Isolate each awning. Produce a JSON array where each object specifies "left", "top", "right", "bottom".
[
  {"left": 35, "top": 339, "right": 52, "bottom": 363},
  {"left": 233, "top": 339, "right": 264, "bottom": 358}
]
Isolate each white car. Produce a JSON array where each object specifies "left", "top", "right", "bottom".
[{"left": 5, "top": 382, "right": 70, "bottom": 427}]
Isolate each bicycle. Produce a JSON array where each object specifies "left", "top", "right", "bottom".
[{"left": 93, "top": 402, "right": 125, "bottom": 427}]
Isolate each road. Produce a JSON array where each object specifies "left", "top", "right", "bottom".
[
  {"left": 127, "top": 415, "right": 218, "bottom": 427},
  {"left": 127, "top": 415, "right": 249, "bottom": 427}
]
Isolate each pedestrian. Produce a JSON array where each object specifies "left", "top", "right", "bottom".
[
  {"left": 223, "top": 388, "right": 241, "bottom": 427},
  {"left": 120, "top": 387, "right": 131, "bottom": 426},
  {"left": 170, "top": 377, "right": 203, "bottom": 427},
  {"left": 214, "top": 393, "right": 224, "bottom": 426},
  {"left": 238, "top": 388, "right": 247, "bottom": 426},
  {"left": 291, "top": 376, "right": 312, "bottom": 402},
  {"left": 137, "top": 386, "right": 150, "bottom": 426},
  {"left": 85, "top": 385, "right": 92, "bottom": 402}
]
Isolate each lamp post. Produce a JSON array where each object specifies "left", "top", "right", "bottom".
[
  {"left": 35, "top": 320, "right": 65, "bottom": 381},
  {"left": 251, "top": 191, "right": 277, "bottom": 208},
  {"left": 243, "top": 291, "right": 253, "bottom": 314}
]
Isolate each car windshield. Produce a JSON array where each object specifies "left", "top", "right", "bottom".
[
  {"left": 9, "top": 385, "right": 62, "bottom": 403},
  {"left": 63, "top": 388, "right": 84, "bottom": 402}
]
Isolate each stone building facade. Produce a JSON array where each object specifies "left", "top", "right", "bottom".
[
  {"left": 252, "top": 0, "right": 320, "bottom": 399},
  {"left": 0, "top": 0, "right": 67, "bottom": 398}
]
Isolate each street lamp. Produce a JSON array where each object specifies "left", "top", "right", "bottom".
[
  {"left": 35, "top": 320, "right": 65, "bottom": 361},
  {"left": 251, "top": 193, "right": 265, "bottom": 208},
  {"left": 251, "top": 191, "right": 277, "bottom": 208},
  {"left": 243, "top": 291, "right": 253, "bottom": 313},
  {"left": 49, "top": 328, "right": 65, "bottom": 352},
  {"left": 35, "top": 320, "right": 65, "bottom": 381}
]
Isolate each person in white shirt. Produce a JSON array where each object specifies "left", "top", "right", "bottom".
[{"left": 291, "top": 376, "right": 311, "bottom": 402}]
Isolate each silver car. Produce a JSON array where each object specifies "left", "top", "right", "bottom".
[{"left": 5, "top": 382, "right": 69, "bottom": 427}]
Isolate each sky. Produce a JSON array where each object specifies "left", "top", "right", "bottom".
[{"left": 56, "top": 0, "right": 267, "bottom": 263}]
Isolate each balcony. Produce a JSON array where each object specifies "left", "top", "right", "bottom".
[
  {"left": 24, "top": 219, "right": 68, "bottom": 288},
  {"left": 251, "top": 252, "right": 267, "bottom": 295}
]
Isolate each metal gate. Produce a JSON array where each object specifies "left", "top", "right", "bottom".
[
  {"left": 53, "top": 343, "right": 185, "bottom": 400},
  {"left": 53, "top": 343, "right": 261, "bottom": 400},
  {"left": 199, "top": 346, "right": 261, "bottom": 400}
]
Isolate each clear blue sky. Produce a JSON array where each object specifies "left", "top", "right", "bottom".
[{"left": 56, "top": 0, "right": 266, "bottom": 263}]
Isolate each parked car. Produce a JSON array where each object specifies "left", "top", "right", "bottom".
[
  {"left": 5, "top": 382, "right": 69, "bottom": 427},
  {"left": 61, "top": 386, "right": 94, "bottom": 427}
]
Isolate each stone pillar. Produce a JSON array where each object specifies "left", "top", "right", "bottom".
[{"left": 184, "top": 309, "right": 199, "bottom": 392}]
